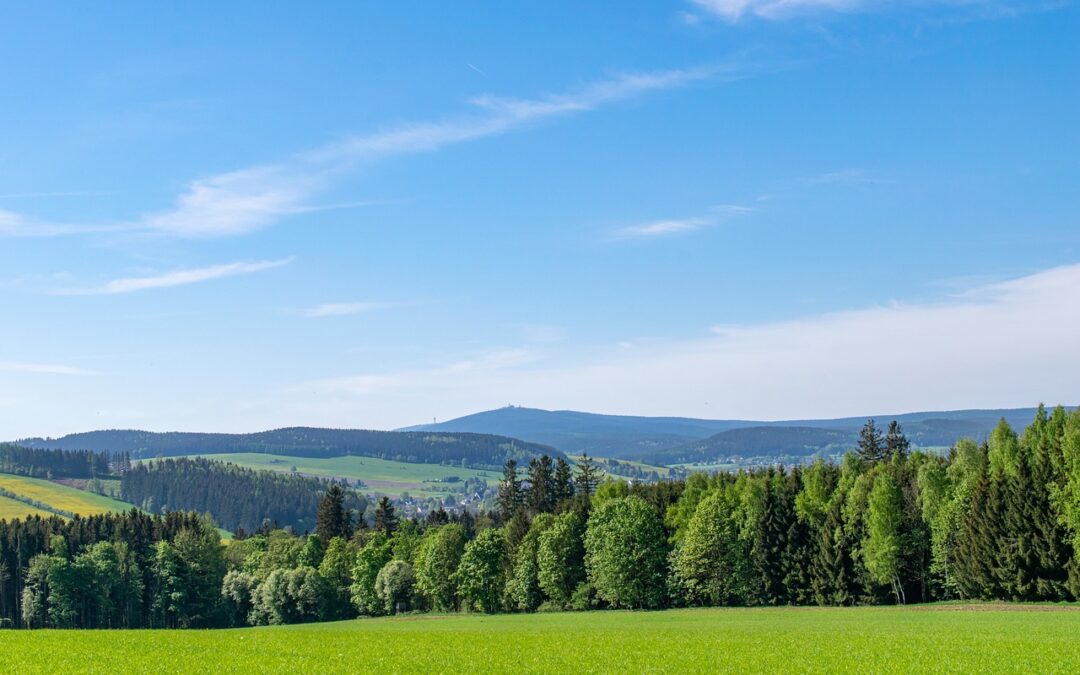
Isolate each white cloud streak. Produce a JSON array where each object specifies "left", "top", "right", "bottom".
[
  {"left": 690, "top": 0, "right": 1051, "bottom": 21},
  {"left": 285, "top": 262, "right": 1080, "bottom": 427},
  {"left": 3, "top": 65, "right": 733, "bottom": 240},
  {"left": 612, "top": 204, "right": 752, "bottom": 239},
  {"left": 301, "top": 301, "right": 387, "bottom": 318},
  {"left": 0, "top": 362, "right": 97, "bottom": 376},
  {"left": 55, "top": 258, "right": 293, "bottom": 296}
]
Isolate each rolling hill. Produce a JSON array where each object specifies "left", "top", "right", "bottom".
[
  {"left": 404, "top": 405, "right": 1058, "bottom": 462},
  {"left": 0, "top": 472, "right": 135, "bottom": 519},
  {"left": 16, "top": 427, "right": 560, "bottom": 468}
]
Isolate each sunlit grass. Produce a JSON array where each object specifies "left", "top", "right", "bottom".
[
  {"left": 0, "top": 493, "right": 54, "bottom": 520},
  {"left": 2, "top": 605, "right": 1079, "bottom": 673},
  {"left": 152, "top": 453, "right": 499, "bottom": 497},
  {"left": 0, "top": 473, "right": 134, "bottom": 517}
]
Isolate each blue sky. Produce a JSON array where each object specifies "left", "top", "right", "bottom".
[{"left": 2, "top": 1, "right": 1078, "bottom": 437}]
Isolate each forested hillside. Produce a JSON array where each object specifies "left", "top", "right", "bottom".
[
  {"left": 640, "top": 426, "right": 853, "bottom": 465},
  {"left": 121, "top": 458, "right": 367, "bottom": 533},
  {"left": 0, "top": 443, "right": 111, "bottom": 479},
  {"left": 406, "top": 406, "right": 1049, "bottom": 460},
  {"left": 17, "top": 428, "right": 559, "bottom": 468}
]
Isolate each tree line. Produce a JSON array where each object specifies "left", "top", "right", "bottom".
[
  {"left": 19, "top": 428, "right": 560, "bottom": 468},
  {"left": 0, "top": 443, "right": 111, "bottom": 480},
  {"left": 120, "top": 458, "right": 367, "bottom": 534},
  {"left": 3, "top": 404, "right": 1079, "bottom": 630}
]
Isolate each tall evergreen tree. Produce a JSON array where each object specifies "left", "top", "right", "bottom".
[
  {"left": 574, "top": 454, "right": 600, "bottom": 496},
  {"left": 857, "top": 420, "right": 887, "bottom": 463},
  {"left": 497, "top": 459, "right": 523, "bottom": 520},
  {"left": 527, "top": 455, "right": 556, "bottom": 515},
  {"left": 316, "top": 484, "right": 353, "bottom": 543},
  {"left": 553, "top": 457, "right": 575, "bottom": 505},
  {"left": 373, "top": 497, "right": 398, "bottom": 536},
  {"left": 885, "top": 421, "right": 911, "bottom": 460}
]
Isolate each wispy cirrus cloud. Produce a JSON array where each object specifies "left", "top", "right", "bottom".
[
  {"left": 689, "top": 0, "right": 1059, "bottom": 22},
  {"left": 0, "top": 361, "right": 98, "bottom": 376},
  {"left": 612, "top": 204, "right": 752, "bottom": 239},
  {"left": 2, "top": 64, "right": 744, "bottom": 240},
  {"left": 54, "top": 258, "right": 293, "bottom": 296},
  {"left": 301, "top": 301, "right": 388, "bottom": 318}
]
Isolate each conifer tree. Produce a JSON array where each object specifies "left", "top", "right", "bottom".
[
  {"left": 316, "top": 484, "right": 353, "bottom": 543},
  {"left": 527, "top": 455, "right": 556, "bottom": 515},
  {"left": 553, "top": 457, "right": 575, "bottom": 505},
  {"left": 857, "top": 420, "right": 887, "bottom": 463},
  {"left": 574, "top": 454, "right": 600, "bottom": 496},
  {"left": 885, "top": 421, "right": 911, "bottom": 460},
  {"left": 497, "top": 459, "right": 523, "bottom": 520},
  {"left": 374, "top": 497, "right": 398, "bottom": 536}
]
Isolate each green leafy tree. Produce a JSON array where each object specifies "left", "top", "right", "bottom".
[
  {"left": 537, "top": 510, "right": 587, "bottom": 608},
  {"left": 375, "top": 560, "right": 415, "bottom": 614},
  {"left": 671, "top": 488, "right": 752, "bottom": 606},
  {"left": 863, "top": 469, "right": 905, "bottom": 603},
  {"left": 151, "top": 540, "right": 187, "bottom": 628},
  {"left": 298, "top": 534, "right": 325, "bottom": 569},
  {"left": 350, "top": 533, "right": 392, "bottom": 615},
  {"left": 414, "top": 524, "right": 467, "bottom": 611},
  {"left": 584, "top": 496, "right": 668, "bottom": 609},
  {"left": 455, "top": 528, "right": 508, "bottom": 613},
  {"left": 319, "top": 536, "right": 357, "bottom": 619},
  {"left": 988, "top": 418, "right": 1021, "bottom": 478},
  {"left": 221, "top": 570, "right": 258, "bottom": 625},
  {"left": 506, "top": 514, "right": 553, "bottom": 611}
]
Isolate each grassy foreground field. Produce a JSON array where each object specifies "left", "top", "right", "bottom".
[
  {"left": 0, "top": 473, "right": 134, "bottom": 518},
  {"left": 3, "top": 606, "right": 1079, "bottom": 673}
]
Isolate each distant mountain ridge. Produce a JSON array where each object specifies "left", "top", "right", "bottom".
[
  {"left": 403, "top": 405, "right": 1059, "bottom": 462},
  {"left": 14, "top": 427, "right": 561, "bottom": 468}
]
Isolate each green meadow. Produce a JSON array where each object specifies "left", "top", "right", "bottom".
[
  {"left": 162, "top": 453, "right": 499, "bottom": 497},
  {"left": 0, "top": 473, "right": 135, "bottom": 519},
  {"left": 3, "top": 605, "right": 1078, "bottom": 674}
]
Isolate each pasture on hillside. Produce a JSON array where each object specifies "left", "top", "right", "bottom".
[
  {"left": 2, "top": 605, "right": 1078, "bottom": 673},
  {"left": 159, "top": 453, "right": 498, "bottom": 497},
  {"left": 0, "top": 493, "right": 53, "bottom": 520},
  {"left": 0, "top": 473, "right": 134, "bottom": 518}
]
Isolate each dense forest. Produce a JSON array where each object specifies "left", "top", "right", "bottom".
[
  {"left": 17, "top": 428, "right": 559, "bottom": 467},
  {"left": 0, "top": 443, "right": 111, "bottom": 480},
  {"left": 642, "top": 426, "right": 853, "bottom": 465},
  {"left": 120, "top": 458, "right": 367, "bottom": 533},
  {"left": 3, "top": 404, "right": 1080, "bottom": 630}
]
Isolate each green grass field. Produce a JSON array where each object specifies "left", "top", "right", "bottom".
[
  {"left": 0, "top": 493, "right": 54, "bottom": 520},
  {"left": 158, "top": 453, "right": 499, "bottom": 497},
  {"left": 0, "top": 473, "right": 135, "bottom": 518},
  {"left": 1, "top": 606, "right": 1077, "bottom": 673}
]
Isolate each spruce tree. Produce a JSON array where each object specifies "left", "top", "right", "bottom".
[
  {"left": 885, "top": 421, "right": 911, "bottom": 460},
  {"left": 553, "top": 457, "right": 575, "bottom": 505},
  {"left": 574, "top": 454, "right": 600, "bottom": 496},
  {"left": 497, "top": 459, "right": 523, "bottom": 520},
  {"left": 374, "top": 497, "right": 398, "bottom": 536},
  {"left": 857, "top": 420, "right": 887, "bottom": 463},
  {"left": 527, "top": 455, "right": 556, "bottom": 515},
  {"left": 316, "top": 483, "right": 353, "bottom": 543}
]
